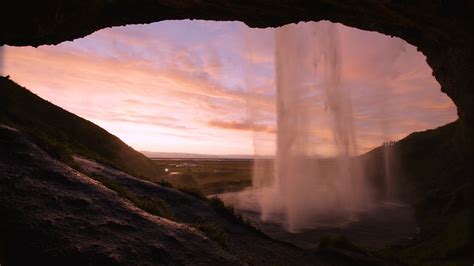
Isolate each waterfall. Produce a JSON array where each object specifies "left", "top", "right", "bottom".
[{"left": 251, "top": 21, "right": 372, "bottom": 232}]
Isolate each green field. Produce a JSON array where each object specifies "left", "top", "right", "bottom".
[{"left": 152, "top": 159, "right": 257, "bottom": 195}]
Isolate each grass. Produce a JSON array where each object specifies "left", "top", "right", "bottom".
[
  {"left": 90, "top": 173, "right": 263, "bottom": 254},
  {"left": 134, "top": 198, "right": 173, "bottom": 218},
  {"left": 209, "top": 197, "right": 244, "bottom": 223},
  {"left": 153, "top": 170, "right": 266, "bottom": 239},
  {"left": 153, "top": 178, "right": 266, "bottom": 239},
  {"left": 209, "top": 197, "right": 267, "bottom": 238},
  {"left": 194, "top": 223, "right": 230, "bottom": 250},
  {"left": 90, "top": 174, "right": 174, "bottom": 220}
]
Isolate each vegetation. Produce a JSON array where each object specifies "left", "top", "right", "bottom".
[
  {"left": 209, "top": 197, "right": 244, "bottom": 223},
  {"left": 87, "top": 171, "right": 261, "bottom": 251},
  {"left": 152, "top": 159, "right": 254, "bottom": 195},
  {"left": 0, "top": 77, "right": 164, "bottom": 179},
  {"left": 209, "top": 197, "right": 267, "bottom": 238},
  {"left": 91, "top": 173, "right": 262, "bottom": 252},
  {"left": 88, "top": 172, "right": 236, "bottom": 247},
  {"left": 193, "top": 223, "right": 230, "bottom": 250},
  {"left": 90, "top": 174, "right": 174, "bottom": 220}
]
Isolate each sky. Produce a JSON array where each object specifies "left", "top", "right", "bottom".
[{"left": 1, "top": 20, "right": 457, "bottom": 156}]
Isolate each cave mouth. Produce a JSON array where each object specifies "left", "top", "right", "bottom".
[
  {"left": 0, "top": 19, "right": 459, "bottom": 250},
  {"left": 0, "top": 20, "right": 457, "bottom": 156}
]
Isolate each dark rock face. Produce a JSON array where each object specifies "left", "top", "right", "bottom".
[
  {"left": 1, "top": 1, "right": 473, "bottom": 152},
  {"left": 0, "top": 125, "right": 237, "bottom": 265}
]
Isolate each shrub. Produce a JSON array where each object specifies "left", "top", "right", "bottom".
[
  {"left": 178, "top": 186, "right": 207, "bottom": 200},
  {"left": 134, "top": 197, "right": 174, "bottom": 220},
  {"left": 194, "top": 223, "right": 229, "bottom": 250}
]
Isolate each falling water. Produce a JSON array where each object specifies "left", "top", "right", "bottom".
[
  {"left": 250, "top": 22, "right": 372, "bottom": 232},
  {"left": 383, "top": 141, "right": 400, "bottom": 200},
  {"left": 0, "top": 46, "right": 4, "bottom": 77},
  {"left": 376, "top": 41, "right": 406, "bottom": 202}
]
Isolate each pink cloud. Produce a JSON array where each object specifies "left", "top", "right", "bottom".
[{"left": 2, "top": 21, "right": 457, "bottom": 156}]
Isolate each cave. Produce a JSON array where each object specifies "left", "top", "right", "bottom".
[
  {"left": 0, "top": 1, "right": 472, "bottom": 265},
  {"left": 1, "top": 1, "right": 473, "bottom": 133}
]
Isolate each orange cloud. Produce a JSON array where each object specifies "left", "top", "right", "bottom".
[{"left": 208, "top": 119, "right": 275, "bottom": 134}]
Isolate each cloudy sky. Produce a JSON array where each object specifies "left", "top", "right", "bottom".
[{"left": 1, "top": 20, "right": 457, "bottom": 156}]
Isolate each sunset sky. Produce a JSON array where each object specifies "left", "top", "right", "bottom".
[{"left": 1, "top": 20, "right": 457, "bottom": 156}]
